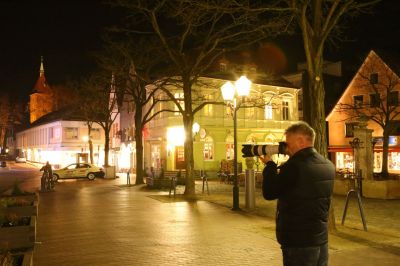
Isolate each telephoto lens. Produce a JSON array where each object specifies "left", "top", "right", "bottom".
[{"left": 241, "top": 142, "right": 287, "bottom": 158}]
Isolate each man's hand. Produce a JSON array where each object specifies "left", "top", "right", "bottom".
[{"left": 259, "top": 155, "right": 272, "bottom": 165}]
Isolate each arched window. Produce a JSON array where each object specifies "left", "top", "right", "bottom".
[
  {"left": 225, "top": 134, "right": 234, "bottom": 160},
  {"left": 203, "top": 136, "right": 214, "bottom": 161}
]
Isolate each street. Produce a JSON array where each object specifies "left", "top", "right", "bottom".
[{"left": 1, "top": 164, "right": 400, "bottom": 265}]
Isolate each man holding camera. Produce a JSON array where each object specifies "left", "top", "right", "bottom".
[{"left": 259, "top": 122, "right": 335, "bottom": 266}]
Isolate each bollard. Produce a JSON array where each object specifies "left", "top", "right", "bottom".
[
  {"left": 126, "top": 172, "right": 131, "bottom": 185},
  {"left": 245, "top": 169, "right": 256, "bottom": 209}
]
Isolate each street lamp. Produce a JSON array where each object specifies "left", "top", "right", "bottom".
[{"left": 221, "top": 75, "right": 252, "bottom": 210}]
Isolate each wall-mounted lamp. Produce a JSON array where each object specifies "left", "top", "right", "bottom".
[{"left": 192, "top": 122, "right": 200, "bottom": 137}]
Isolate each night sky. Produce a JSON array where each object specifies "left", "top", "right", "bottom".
[{"left": 0, "top": 0, "right": 399, "bottom": 102}]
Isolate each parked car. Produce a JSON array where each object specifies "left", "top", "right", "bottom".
[
  {"left": 15, "top": 156, "right": 27, "bottom": 163},
  {"left": 52, "top": 163, "right": 104, "bottom": 181},
  {"left": 0, "top": 161, "right": 6, "bottom": 167}
]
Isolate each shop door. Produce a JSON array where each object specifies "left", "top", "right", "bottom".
[{"left": 175, "top": 146, "right": 185, "bottom": 169}]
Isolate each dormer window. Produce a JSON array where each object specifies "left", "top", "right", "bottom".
[
  {"left": 370, "top": 73, "right": 378, "bottom": 84},
  {"left": 219, "top": 63, "right": 227, "bottom": 72}
]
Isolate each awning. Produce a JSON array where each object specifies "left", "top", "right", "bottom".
[{"left": 328, "top": 146, "right": 400, "bottom": 153}]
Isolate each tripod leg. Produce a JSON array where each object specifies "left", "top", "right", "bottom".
[
  {"left": 356, "top": 191, "right": 368, "bottom": 231},
  {"left": 342, "top": 190, "right": 354, "bottom": 225}
]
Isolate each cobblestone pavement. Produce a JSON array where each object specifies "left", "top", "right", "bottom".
[{"left": 33, "top": 177, "right": 400, "bottom": 266}]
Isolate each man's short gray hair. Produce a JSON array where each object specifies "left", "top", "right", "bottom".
[{"left": 285, "top": 122, "right": 315, "bottom": 144}]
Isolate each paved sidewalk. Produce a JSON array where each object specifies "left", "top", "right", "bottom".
[{"left": 33, "top": 177, "right": 400, "bottom": 265}]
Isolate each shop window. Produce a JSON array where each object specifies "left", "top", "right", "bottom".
[
  {"left": 369, "top": 93, "right": 380, "bottom": 107},
  {"left": 336, "top": 152, "right": 354, "bottom": 170}
]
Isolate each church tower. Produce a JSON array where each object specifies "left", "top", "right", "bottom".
[{"left": 29, "top": 56, "right": 54, "bottom": 123}]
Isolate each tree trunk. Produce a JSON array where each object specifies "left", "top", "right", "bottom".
[
  {"left": 381, "top": 129, "right": 389, "bottom": 177},
  {"left": 305, "top": 58, "right": 336, "bottom": 231},
  {"left": 104, "top": 127, "right": 110, "bottom": 167},
  {"left": 135, "top": 108, "right": 144, "bottom": 184},
  {"left": 87, "top": 124, "right": 94, "bottom": 164},
  {"left": 305, "top": 68, "right": 328, "bottom": 157},
  {"left": 183, "top": 114, "right": 196, "bottom": 196},
  {"left": 89, "top": 140, "right": 94, "bottom": 164}
]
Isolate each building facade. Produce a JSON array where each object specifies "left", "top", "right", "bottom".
[
  {"left": 327, "top": 50, "right": 400, "bottom": 173},
  {"left": 15, "top": 119, "right": 105, "bottom": 169},
  {"left": 143, "top": 75, "right": 300, "bottom": 174}
]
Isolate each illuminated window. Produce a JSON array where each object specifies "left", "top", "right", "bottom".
[
  {"left": 226, "top": 134, "right": 234, "bottom": 160},
  {"left": 282, "top": 101, "right": 289, "bottom": 120},
  {"left": 265, "top": 104, "right": 273, "bottom": 120},
  {"left": 65, "top": 128, "right": 78, "bottom": 139},
  {"left": 203, "top": 136, "right": 214, "bottom": 161},
  {"left": 90, "top": 128, "right": 101, "bottom": 140},
  {"left": 174, "top": 92, "right": 184, "bottom": 115},
  {"left": 226, "top": 143, "right": 234, "bottom": 160},
  {"left": 246, "top": 107, "right": 255, "bottom": 119},
  {"left": 203, "top": 94, "right": 214, "bottom": 116}
]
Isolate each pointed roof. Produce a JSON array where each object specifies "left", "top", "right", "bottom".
[
  {"left": 32, "top": 56, "right": 51, "bottom": 94},
  {"left": 326, "top": 49, "right": 400, "bottom": 121}
]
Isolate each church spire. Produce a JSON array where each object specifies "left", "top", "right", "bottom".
[{"left": 40, "top": 56, "right": 44, "bottom": 76}]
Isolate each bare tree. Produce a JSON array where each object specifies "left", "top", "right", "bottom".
[
  {"left": 110, "top": 0, "right": 292, "bottom": 196},
  {"left": 77, "top": 72, "right": 121, "bottom": 167},
  {"left": 286, "top": 0, "right": 380, "bottom": 232},
  {"left": 336, "top": 53, "right": 400, "bottom": 177},
  {"left": 287, "top": 0, "right": 380, "bottom": 156}
]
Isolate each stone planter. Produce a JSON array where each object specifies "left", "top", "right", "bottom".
[
  {"left": 0, "top": 250, "right": 33, "bottom": 266},
  {"left": 333, "top": 179, "right": 352, "bottom": 196},
  {"left": 104, "top": 165, "right": 116, "bottom": 179},
  {"left": 334, "top": 178, "right": 400, "bottom": 199},
  {"left": 362, "top": 180, "right": 400, "bottom": 199},
  {"left": 0, "top": 193, "right": 38, "bottom": 250},
  {"left": 0, "top": 195, "right": 39, "bottom": 217},
  {"left": 0, "top": 216, "right": 36, "bottom": 250}
]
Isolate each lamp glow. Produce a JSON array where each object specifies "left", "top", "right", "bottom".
[
  {"left": 192, "top": 122, "right": 200, "bottom": 135},
  {"left": 221, "top": 81, "right": 235, "bottom": 101},
  {"left": 235, "top": 76, "right": 251, "bottom": 97}
]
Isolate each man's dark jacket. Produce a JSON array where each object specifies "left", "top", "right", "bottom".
[{"left": 262, "top": 147, "right": 335, "bottom": 248}]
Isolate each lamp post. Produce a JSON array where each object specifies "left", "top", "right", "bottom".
[{"left": 221, "top": 76, "right": 252, "bottom": 210}]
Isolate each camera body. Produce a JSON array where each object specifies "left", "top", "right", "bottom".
[{"left": 241, "top": 142, "right": 287, "bottom": 158}]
